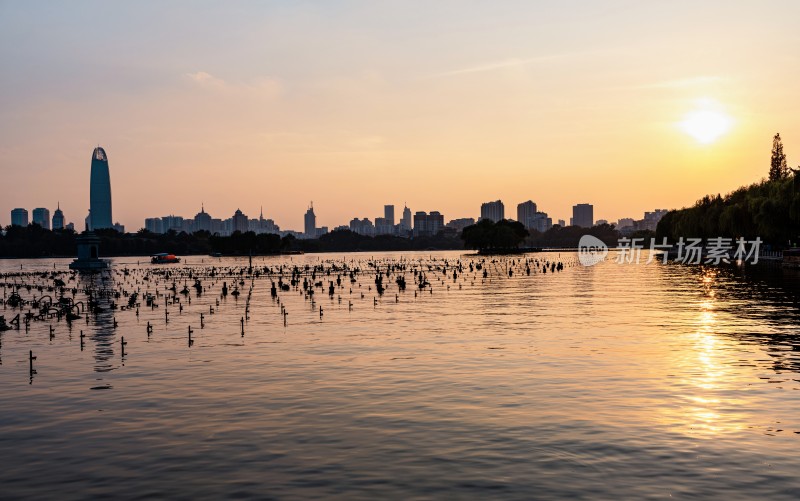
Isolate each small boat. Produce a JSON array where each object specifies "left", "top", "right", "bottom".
[
  {"left": 151, "top": 253, "right": 181, "bottom": 264},
  {"left": 210, "top": 252, "right": 222, "bottom": 258}
]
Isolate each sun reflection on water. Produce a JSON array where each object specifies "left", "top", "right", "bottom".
[{"left": 661, "top": 269, "right": 749, "bottom": 437}]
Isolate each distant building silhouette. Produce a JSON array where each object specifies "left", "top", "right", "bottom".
[
  {"left": 617, "top": 218, "right": 635, "bottom": 230},
  {"left": 572, "top": 203, "right": 593, "bottom": 228},
  {"left": 32, "top": 208, "right": 51, "bottom": 229},
  {"left": 401, "top": 204, "right": 412, "bottom": 232},
  {"left": 232, "top": 209, "right": 248, "bottom": 233},
  {"left": 304, "top": 203, "right": 316, "bottom": 238},
  {"left": 211, "top": 218, "right": 224, "bottom": 235},
  {"left": 144, "top": 205, "right": 280, "bottom": 236},
  {"left": 618, "top": 209, "right": 668, "bottom": 236},
  {"left": 374, "top": 218, "right": 392, "bottom": 235},
  {"left": 480, "top": 200, "right": 504, "bottom": 222},
  {"left": 350, "top": 217, "right": 375, "bottom": 236},
  {"left": 194, "top": 205, "right": 212, "bottom": 232},
  {"left": 145, "top": 217, "right": 164, "bottom": 234},
  {"left": 10, "top": 208, "right": 28, "bottom": 227},
  {"left": 639, "top": 209, "right": 668, "bottom": 231},
  {"left": 413, "top": 211, "right": 444, "bottom": 237},
  {"left": 446, "top": 218, "right": 475, "bottom": 231},
  {"left": 161, "top": 215, "right": 184, "bottom": 233},
  {"left": 516, "top": 201, "right": 538, "bottom": 228},
  {"left": 374, "top": 204, "right": 395, "bottom": 236},
  {"left": 89, "top": 147, "right": 113, "bottom": 229},
  {"left": 52, "top": 203, "right": 65, "bottom": 230},
  {"left": 530, "top": 212, "right": 553, "bottom": 232}
]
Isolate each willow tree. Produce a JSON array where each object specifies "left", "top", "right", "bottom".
[{"left": 770, "top": 133, "right": 788, "bottom": 181}]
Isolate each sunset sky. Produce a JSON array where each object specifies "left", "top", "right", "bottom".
[{"left": 1, "top": 1, "right": 799, "bottom": 231}]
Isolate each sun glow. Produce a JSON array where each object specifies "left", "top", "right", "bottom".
[{"left": 679, "top": 101, "right": 733, "bottom": 144}]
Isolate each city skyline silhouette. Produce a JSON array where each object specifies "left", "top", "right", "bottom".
[{"left": 2, "top": 2, "right": 798, "bottom": 231}]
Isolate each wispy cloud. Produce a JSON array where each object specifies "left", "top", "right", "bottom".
[
  {"left": 635, "top": 76, "right": 729, "bottom": 89},
  {"left": 185, "top": 71, "right": 282, "bottom": 98},
  {"left": 424, "top": 53, "right": 576, "bottom": 79},
  {"left": 186, "top": 71, "right": 226, "bottom": 87}
]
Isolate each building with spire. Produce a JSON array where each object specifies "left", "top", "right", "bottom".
[
  {"left": 232, "top": 209, "right": 248, "bottom": 233},
  {"left": 194, "top": 205, "right": 212, "bottom": 232},
  {"left": 89, "top": 147, "right": 113, "bottom": 229},
  {"left": 52, "top": 203, "right": 65, "bottom": 230},
  {"left": 304, "top": 202, "right": 316, "bottom": 238},
  {"left": 401, "top": 204, "right": 412, "bottom": 232}
]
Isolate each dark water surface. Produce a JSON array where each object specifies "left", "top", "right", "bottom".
[{"left": 1, "top": 251, "right": 799, "bottom": 499}]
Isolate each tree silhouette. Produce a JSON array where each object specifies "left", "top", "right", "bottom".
[
  {"left": 770, "top": 133, "right": 788, "bottom": 181},
  {"left": 461, "top": 219, "right": 528, "bottom": 251}
]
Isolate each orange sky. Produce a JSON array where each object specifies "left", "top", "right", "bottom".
[{"left": 1, "top": 1, "right": 798, "bottom": 231}]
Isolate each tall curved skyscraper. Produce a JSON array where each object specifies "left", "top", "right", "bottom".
[{"left": 89, "top": 147, "right": 112, "bottom": 229}]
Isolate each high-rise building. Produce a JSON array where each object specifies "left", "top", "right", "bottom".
[
  {"left": 413, "top": 212, "right": 428, "bottom": 237},
  {"left": 617, "top": 218, "right": 635, "bottom": 229},
  {"left": 304, "top": 203, "right": 316, "bottom": 237},
  {"left": 261, "top": 219, "right": 279, "bottom": 234},
  {"left": 52, "top": 203, "right": 65, "bottom": 230},
  {"left": 194, "top": 205, "right": 212, "bottom": 233},
  {"left": 572, "top": 204, "right": 594, "bottom": 228},
  {"left": 10, "top": 208, "right": 28, "bottom": 227},
  {"left": 530, "top": 212, "right": 553, "bottom": 233},
  {"left": 89, "top": 147, "right": 113, "bottom": 230},
  {"left": 384, "top": 205, "right": 395, "bottom": 226},
  {"left": 413, "top": 211, "right": 444, "bottom": 237},
  {"left": 232, "top": 209, "right": 248, "bottom": 233},
  {"left": 375, "top": 217, "right": 394, "bottom": 235},
  {"left": 401, "top": 204, "right": 412, "bottom": 232},
  {"left": 162, "top": 215, "right": 184, "bottom": 233},
  {"left": 446, "top": 218, "right": 476, "bottom": 231},
  {"left": 145, "top": 218, "right": 164, "bottom": 234},
  {"left": 429, "top": 211, "right": 444, "bottom": 235},
  {"left": 480, "top": 200, "right": 504, "bottom": 222},
  {"left": 350, "top": 217, "right": 375, "bottom": 236},
  {"left": 32, "top": 208, "right": 50, "bottom": 229},
  {"left": 211, "top": 218, "right": 224, "bottom": 235},
  {"left": 516, "top": 200, "right": 538, "bottom": 228},
  {"left": 639, "top": 209, "right": 669, "bottom": 231}
]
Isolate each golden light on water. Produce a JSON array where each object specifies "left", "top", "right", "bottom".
[{"left": 657, "top": 270, "right": 748, "bottom": 438}]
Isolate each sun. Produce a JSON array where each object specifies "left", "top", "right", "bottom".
[{"left": 679, "top": 104, "right": 733, "bottom": 144}]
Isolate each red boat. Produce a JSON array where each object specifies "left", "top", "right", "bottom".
[{"left": 151, "top": 253, "right": 181, "bottom": 264}]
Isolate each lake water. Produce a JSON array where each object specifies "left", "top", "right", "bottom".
[{"left": 1, "top": 251, "right": 799, "bottom": 499}]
